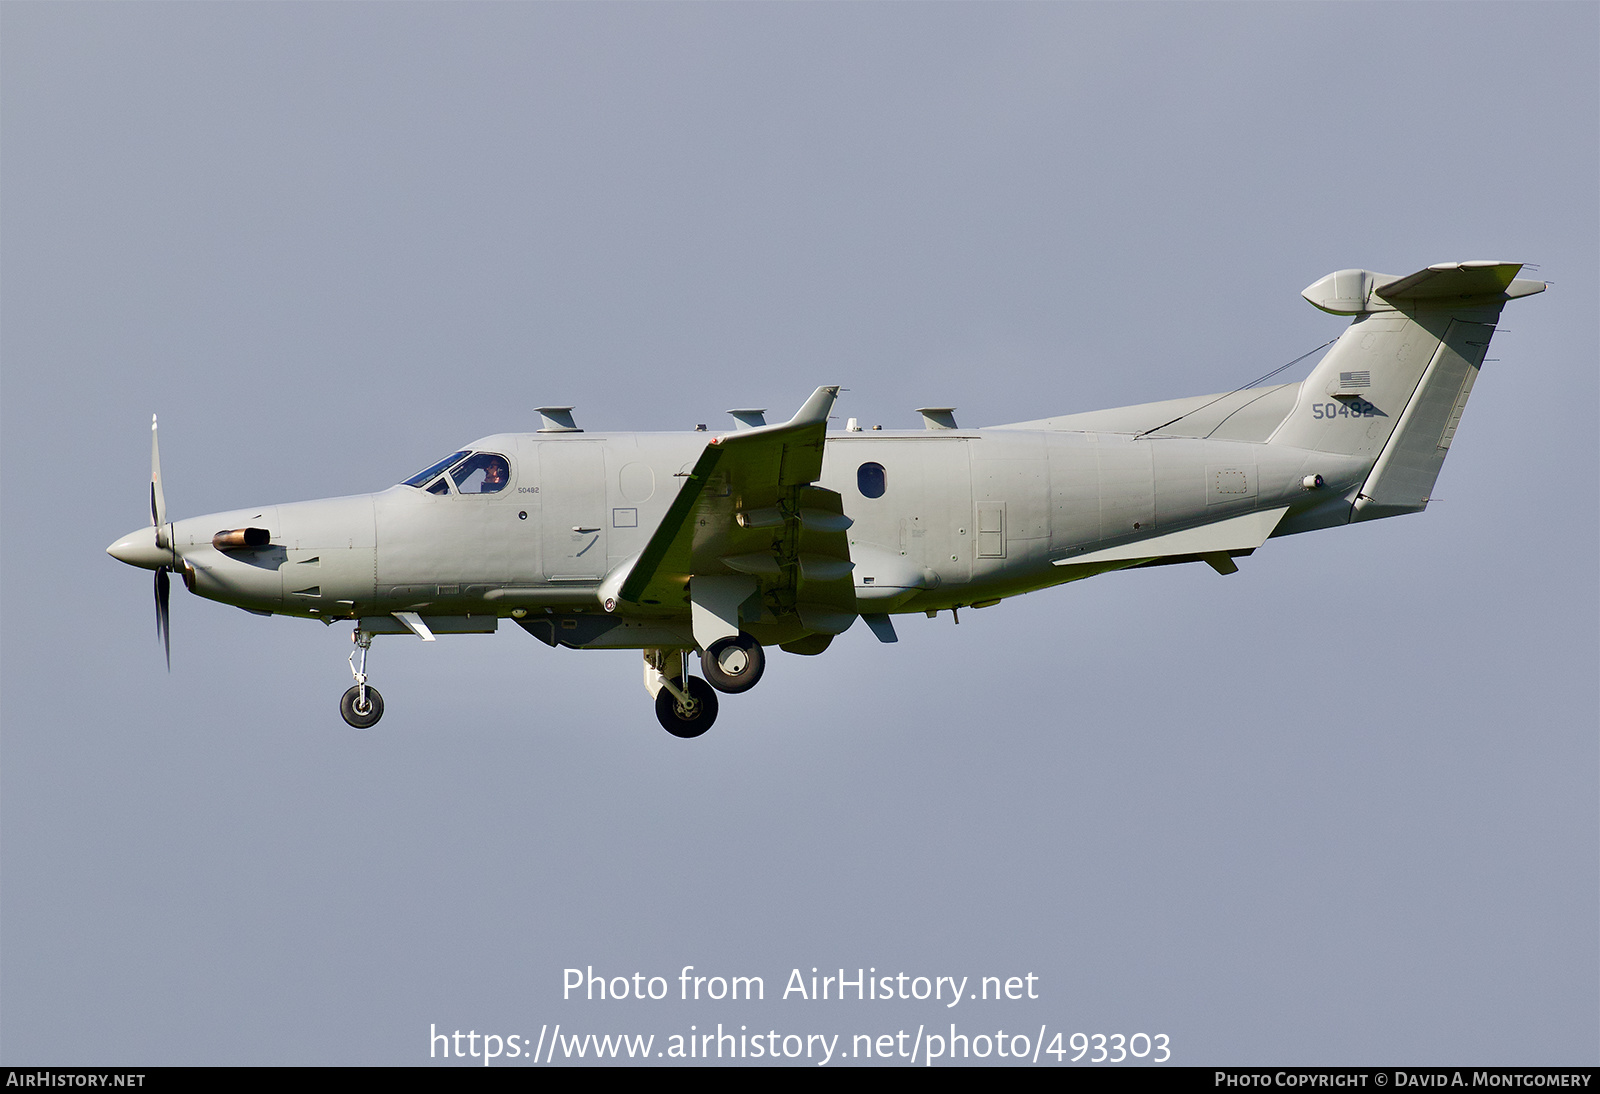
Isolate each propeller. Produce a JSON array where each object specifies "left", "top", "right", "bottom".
[
  {"left": 156, "top": 566, "right": 171, "bottom": 671},
  {"left": 151, "top": 414, "right": 175, "bottom": 671},
  {"left": 107, "top": 415, "right": 187, "bottom": 669}
]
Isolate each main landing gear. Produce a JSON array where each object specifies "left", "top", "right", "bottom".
[
  {"left": 642, "top": 633, "right": 769, "bottom": 738},
  {"left": 341, "top": 629, "right": 384, "bottom": 729},
  {"left": 700, "top": 633, "right": 765, "bottom": 694},
  {"left": 654, "top": 676, "right": 719, "bottom": 738}
]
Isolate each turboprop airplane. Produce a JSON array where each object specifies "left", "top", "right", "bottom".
[{"left": 108, "top": 260, "right": 1545, "bottom": 737}]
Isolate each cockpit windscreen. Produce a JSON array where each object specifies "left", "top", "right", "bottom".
[{"left": 402, "top": 451, "right": 470, "bottom": 488}]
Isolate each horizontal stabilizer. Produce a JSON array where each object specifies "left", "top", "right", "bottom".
[
  {"left": 1376, "top": 262, "right": 1539, "bottom": 301},
  {"left": 1303, "top": 262, "right": 1545, "bottom": 315},
  {"left": 1055, "top": 507, "right": 1288, "bottom": 567}
]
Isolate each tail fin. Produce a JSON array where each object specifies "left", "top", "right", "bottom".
[{"left": 1269, "top": 262, "right": 1545, "bottom": 521}]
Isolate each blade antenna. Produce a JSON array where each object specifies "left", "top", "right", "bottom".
[{"left": 1134, "top": 336, "right": 1339, "bottom": 440}]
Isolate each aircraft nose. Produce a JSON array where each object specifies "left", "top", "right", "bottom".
[{"left": 107, "top": 528, "right": 169, "bottom": 570}]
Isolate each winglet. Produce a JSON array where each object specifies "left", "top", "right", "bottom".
[{"left": 787, "top": 386, "right": 840, "bottom": 428}]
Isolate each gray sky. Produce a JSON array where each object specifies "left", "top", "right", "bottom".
[{"left": 3, "top": 2, "right": 1595, "bottom": 1066}]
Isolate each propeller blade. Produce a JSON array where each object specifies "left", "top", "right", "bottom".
[
  {"left": 151, "top": 414, "right": 169, "bottom": 549},
  {"left": 155, "top": 567, "right": 171, "bottom": 672}
]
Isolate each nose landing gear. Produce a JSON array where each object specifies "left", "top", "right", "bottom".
[{"left": 341, "top": 629, "right": 384, "bottom": 729}]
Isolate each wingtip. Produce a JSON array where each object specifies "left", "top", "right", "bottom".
[{"left": 786, "top": 385, "right": 841, "bottom": 427}]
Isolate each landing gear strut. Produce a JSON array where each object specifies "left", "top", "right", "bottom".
[
  {"left": 341, "top": 629, "right": 384, "bottom": 729},
  {"left": 645, "top": 648, "right": 718, "bottom": 738}
]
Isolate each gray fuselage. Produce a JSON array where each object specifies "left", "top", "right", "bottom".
[{"left": 165, "top": 427, "right": 1361, "bottom": 643}]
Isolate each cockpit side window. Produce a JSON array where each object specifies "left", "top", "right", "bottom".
[
  {"left": 403, "top": 451, "right": 470, "bottom": 488},
  {"left": 425, "top": 477, "right": 451, "bottom": 496},
  {"left": 450, "top": 452, "right": 511, "bottom": 494}
]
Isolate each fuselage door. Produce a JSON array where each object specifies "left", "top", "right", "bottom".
[{"left": 540, "top": 440, "right": 608, "bottom": 581}]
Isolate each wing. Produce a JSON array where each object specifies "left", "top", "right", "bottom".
[{"left": 610, "top": 387, "right": 856, "bottom": 648}]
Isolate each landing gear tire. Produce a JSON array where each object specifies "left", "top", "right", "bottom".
[
  {"left": 340, "top": 685, "right": 385, "bottom": 729},
  {"left": 701, "top": 633, "right": 765, "bottom": 694},
  {"left": 655, "top": 676, "right": 719, "bottom": 738}
]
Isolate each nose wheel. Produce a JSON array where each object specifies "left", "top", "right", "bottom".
[
  {"left": 341, "top": 684, "right": 384, "bottom": 729},
  {"left": 341, "top": 629, "right": 384, "bottom": 729}
]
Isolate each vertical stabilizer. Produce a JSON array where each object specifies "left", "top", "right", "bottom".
[{"left": 1270, "top": 262, "right": 1544, "bottom": 522}]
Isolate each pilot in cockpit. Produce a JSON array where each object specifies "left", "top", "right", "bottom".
[{"left": 480, "top": 455, "right": 508, "bottom": 493}]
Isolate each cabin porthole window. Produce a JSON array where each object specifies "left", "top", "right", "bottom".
[{"left": 857, "top": 462, "right": 886, "bottom": 499}]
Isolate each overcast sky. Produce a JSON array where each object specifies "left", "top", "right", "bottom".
[{"left": 3, "top": 2, "right": 1595, "bottom": 1066}]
